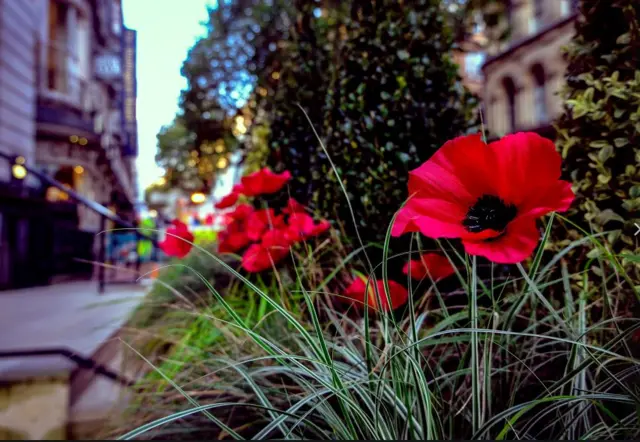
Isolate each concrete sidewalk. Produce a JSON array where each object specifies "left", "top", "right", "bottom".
[{"left": 0, "top": 281, "right": 147, "bottom": 380}]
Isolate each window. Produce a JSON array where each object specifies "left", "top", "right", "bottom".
[
  {"left": 531, "top": 64, "right": 547, "bottom": 124},
  {"left": 112, "top": 0, "right": 122, "bottom": 35},
  {"left": 503, "top": 77, "right": 517, "bottom": 132},
  {"left": 560, "top": 0, "right": 571, "bottom": 16},
  {"left": 46, "top": 0, "right": 90, "bottom": 102}
]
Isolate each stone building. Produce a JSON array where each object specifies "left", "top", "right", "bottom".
[
  {"left": 0, "top": 0, "right": 137, "bottom": 289},
  {"left": 481, "top": 0, "right": 578, "bottom": 138}
]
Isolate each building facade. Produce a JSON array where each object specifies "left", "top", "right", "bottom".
[
  {"left": 481, "top": 0, "right": 578, "bottom": 138},
  {"left": 0, "top": 0, "right": 138, "bottom": 289}
]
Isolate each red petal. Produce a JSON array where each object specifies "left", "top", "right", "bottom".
[
  {"left": 170, "top": 219, "right": 189, "bottom": 230},
  {"left": 241, "top": 168, "right": 291, "bottom": 196},
  {"left": 230, "top": 204, "right": 254, "bottom": 220},
  {"left": 344, "top": 278, "right": 367, "bottom": 303},
  {"left": 462, "top": 217, "right": 539, "bottom": 264},
  {"left": 246, "top": 209, "right": 278, "bottom": 241},
  {"left": 310, "top": 220, "right": 331, "bottom": 236},
  {"left": 488, "top": 132, "right": 563, "bottom": 207},
  {"left": 518, "top": 180, "right": 575, "bottom": 218},
  {"left": 284, "top": 198, "right": 306, "bottom": 214},
  {"left": 219, "top": 231, "right": 251, "bottom": 253},
  {"left": 344, "top": 278, "right": 408, "bottom": 312},
  {"left": 288, "top": 213, "right": 316, "bottom": 238},
  {"left": 377, "top": 280, "right": 409, "bottom": 311},
  {"left": 403, "top": 253, "right": 455, "bottom": 281},
  {"left": 215, "top": 191, "right": 239, "bottom": 209},
  {"left": 160, "top": 223, "right": 194, "bottom": 258},
  {"left": 392, "top": 197, "right": 469, "bottom": 238},
  {"left": 232, "top": 183, "right": 245, "bottom": 195},
  {"left": 241, "top": 231, "right": 290, "bottom": 272},
  {"left": 408, "top": 134, "right": 495, "bottom": 206},
  {"left": 241, "top": 244, "right": 269, "bottom": 272}
]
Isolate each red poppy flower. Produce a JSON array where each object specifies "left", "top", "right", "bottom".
[
  {"left": 403, "top": 253, "right": 455, "bottom": 281},
  {"left": 241, "top": 168, "right": 291, "bottom": 196},
  {"left": 283, "top": 198, "right": 306, "bottom": 214},
  {"left": 285, "top": 213, "right": 316, "bottom": 242},
  {"left": 228, "top": 203, "right": 254, "bottom": 221},
  {"left": 392, "top": 133, "right": 574, "bottom": 264},
  {"left": 159, "top": 220, "right": 194, "bottom": 258},
  {"left": 309, "top": 219, "right": 331, "bottom": 237},
  {"left": 218, "top": 229, "right": 251, "bottom": 253},
  {"left": 241, "top": 229, "right": 291, "bottom": 272},
  {"left": 246, "top": 209, "right": 285, "bottom": 241},
  {"left": 215, "top": 191, "right": 239, "bottom": 209},
  {"left": 286, "top": 213, "right": 331, "bottom": 243},
  {"left": 344, "top": 278, "right": 409, "bottom": 312}
]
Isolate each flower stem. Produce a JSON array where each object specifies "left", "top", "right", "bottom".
[{"left": 470, "top": 255, "right": 481, "bottom": 433}]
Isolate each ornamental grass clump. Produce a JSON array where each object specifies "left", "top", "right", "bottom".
[{"left": 117, "top": 132, "right": 639, "bottom": 440}]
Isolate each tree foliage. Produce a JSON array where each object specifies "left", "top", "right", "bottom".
[
  {"left": 555, "top": 0, "right": 640, "bottom": 255},
  {"left": 264, "top": 0, "right": 478, "bottom": 244},
  {"left": 155, "top": 1, "right": 271, "bottom": 192},
  {"left": 156, "top": 117, "right": 236, "bottom": 192}
]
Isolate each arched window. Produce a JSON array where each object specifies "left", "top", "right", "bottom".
[
  {"left": 531, "top": 64, "right": 547, "bottom": 124},
  {"left": 502, "top": 77, "right": 517, "bottom": 133}
]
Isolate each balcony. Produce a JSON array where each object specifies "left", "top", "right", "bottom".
[{"left": 35, "top": 41, "right": 96, "bottom": 138}]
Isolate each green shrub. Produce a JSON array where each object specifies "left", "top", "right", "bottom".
[
  {"left": 324, "top": 0, "right": 477, "bottom": 243},
  {"left": 555, "top": 0, "right": 640, "bottom": 258},
  {"left": 265, "top": 0, "right": 477, "bottom": 246}
]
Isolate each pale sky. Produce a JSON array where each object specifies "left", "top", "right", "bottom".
[{"left": 123, "top": 0, "right": 216, "bottom": 197}]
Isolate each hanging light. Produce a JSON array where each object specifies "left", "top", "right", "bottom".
[
  {"left": 216, "top": 157, "right": 228, "bottom": 169},
  {"left": 190, "top": 192, "right": 206, "bottom": 204},
  {"left": 12, "top": 164, "right": 27, "bottom": 180},
  {"left": 12, "top": 156, "right": 27, "bottom": 180}
]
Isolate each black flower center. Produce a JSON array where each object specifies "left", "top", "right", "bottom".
[{"left": 463, "top": 195, "right": 517, "bottom": 233}]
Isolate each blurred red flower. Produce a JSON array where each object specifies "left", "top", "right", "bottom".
[
  {"left": 159, "top": 220, "right": 194, "bottom": 258},
  {"left": 228, "top": 203, "right": 254, "bottom": 221},
  {"left": 246, "top": 209, "right": 285, "bottom": 241},
  {"left": 403, "top": 253, "right": 455, "bottom": 281},
  {"left": 309, "top": 219, "right": 331, "bottom": 237},
  {"left": 215, "top": 191, "right": 239, "bottom": 209},
  {"left": 241, "top": 229, "right": 291, "bottom": 272},
  {"left": 344, "top": 277, "right": 408, "bottom": 312},
  {"left": 232, "top": 183, "right": 245, "bottom": 195},
  {"left": 218, "top": 229, "right": 251, "bottom": 254},
  {"left": 392, "top": 132, "right": 574, "bottom": 264},
  {"left": 283, "top": 198, "right": 306, "bottom": 214},
  {"left": 241, "top": 168, "right": 291, "bottom": 196},
  {"left": 286, "top": 213, "right": 331, "bottom": 243}
]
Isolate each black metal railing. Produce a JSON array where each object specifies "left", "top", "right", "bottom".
[
  {"left": 0, "top": 151, "right": 159, "bottom": 293},
  {"left": 0, "top": 348, "right": 135, "bottom": 387}
]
